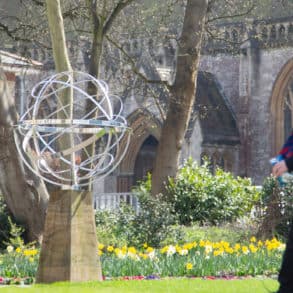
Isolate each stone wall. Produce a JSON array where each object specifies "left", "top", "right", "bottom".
[
  {"left": 245, "top": 46, "right": 293, "bottom": 184},
  {"left": 200, "top": 54, "right": 240, "bottom": 114}
]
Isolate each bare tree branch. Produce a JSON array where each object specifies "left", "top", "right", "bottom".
[
  {"left": 106, "top": 35, "right": 171, "bottom": 88},
  {"left": 147, "top": 84, "right": 167, "bottom": 121},
  {"left": 63, "top": 5, "right": 88, "bottom": 19},
  {"left": 103, "top": 0, "right": 136, "bottom": 34},
  {"left": 0, "top": 22, "right": 36, "bottom": 43},
  {"left": 207, "top": 4, "right": 255, "bottom": 23},
  {"left": 29, "top": 0, "right": 45, "bottom": 6},
  {"left": 86, "top": 0, "right": 100, "bottom": 30},
  {"left": 0, "top": 21, "right": 52, "bottom": 50}
]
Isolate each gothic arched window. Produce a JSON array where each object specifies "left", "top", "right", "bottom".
[
  {"left": 284, "top": 84, "right": 293, "bottom": 139},
  {"left": 133, "top": 135, "right": 158, "bottom": 185},
  {"left": 271, "top": 60, "right": 293, "bottom": 154},
  {"left": 271, "top": 25, "right": 277, "bottom": 41}
]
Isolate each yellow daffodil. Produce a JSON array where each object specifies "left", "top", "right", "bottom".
[
  {"left": 250, "top": 236, "right": 256, "bottom": 243},
  {"left": 186, "top": 262, "right": 193, "bottom": 270},
  {"left": 234, "top": 243, "right": 241, "bottom": 252},
  {"left": 128, "top": 247, "right": 137, "bottom": 255},
  {"left": 146, "top": 247, "right": 154, "bottom": 253},
  {"left": 175, "top": 245, "right": 181, "bottom": 253},
  {"left": 107, "top": 245, "right": 114, "bottom": 252},
  {"left": 225, "top": 247, "right": 234, "bottom": 254},
  {"left": 183, "top": 243, "right": 193, "bottom": 250},
  {"left": 23, "top": 249, "right": 38, "bottom": 257},
  {"left": 115, "top": 249, "right": 126, "bottom": 259},
  {"left": 249, "top": 244, "right": 258, "bottom": 253},
  {"left": 257, "top": 240, "right": 263, "bottom": 247},
  {"left": 160, "top": 246, "right": 168, "bottom": 254},
  {"left": 213, "top": 250, "right": 224, "bottom": 257},
  {"left": 98, "top": 243, "right": 105, "bottom": 250},
  {"left": 242, "top": 246, "right": 249, "bottom": 255},
  {"left": 122, "top": 245, "right": 128, "bottom": 253}
]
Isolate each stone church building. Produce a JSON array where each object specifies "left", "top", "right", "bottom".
[
  {"left": 108, "top": 17, "right": 293, "bottom": 193},
  {"left": 2, "top": 14, "right": 293, "bottom": 198}
]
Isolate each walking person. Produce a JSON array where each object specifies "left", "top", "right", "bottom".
[{"left": 272, "top": 131, "right": 293, "bottom": 293}]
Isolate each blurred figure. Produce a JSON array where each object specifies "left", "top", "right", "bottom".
[{"left": 272, "top": 131, "right": 293, "bottom": 293}]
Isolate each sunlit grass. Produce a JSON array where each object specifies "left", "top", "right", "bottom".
[{"left": 0, "top": 278, "right": 279, "bottom": 293}]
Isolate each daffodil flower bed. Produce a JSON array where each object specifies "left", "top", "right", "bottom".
[
  {"left": 100, "top": 237, "right": 284, "bottom": 278},
  {"left": 0, "top": 246, "right": 38, "bottom": 285},
  {"left": 0, "top": 237, "right": 284, "bottom": 284}
]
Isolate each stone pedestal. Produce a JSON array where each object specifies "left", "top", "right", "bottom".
[{"left": 36, "top": 190, "right": 102, "bottom": 283}]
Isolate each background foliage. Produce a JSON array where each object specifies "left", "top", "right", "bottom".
[
  {"left": 166, "top": 158, "right": 260, "bottom": 226},
  {"left": 96, "top": 159, "right": 261, "bottom": 247},
  {"left": 257, "top": 176, "right": 293, "bottom": 240},
  {"left": 96, "top": 176, "right": 181, "bottom": 247},
  {"left": 0, "top": 197, "right": 24, "bottom": 251}
]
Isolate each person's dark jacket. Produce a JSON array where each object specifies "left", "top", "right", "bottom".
[{"left": 285, "top": 156, "right": 293, "bottom": 172}]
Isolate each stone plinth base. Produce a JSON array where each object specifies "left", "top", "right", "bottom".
[{"left": 36, "top": 190, "right": 102, "bottom": 283}]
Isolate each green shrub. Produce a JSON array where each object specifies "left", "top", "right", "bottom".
[
  {"left": 181, "top": 222, "right": 258, "bottom": 244},
  {"left": 95, "top": 175, "right": 183, "bottom": 247},
  {"left": 166, "top": 158, "right": 260, "bottom": 225},
  {"left": 127, "top": 193, "right": 181, "bottom": 247},
  {"left": 0, "top": 196, "right": 25, "bottom": 251},
  {"left": 95, "top": 210, "right": 128, "bottom": 246},
  {"left": 0, "top": 196, "right": 11, "bottom": 250},
  {"left": 257, "top": 176, "right": 293, "bottom": 240}
]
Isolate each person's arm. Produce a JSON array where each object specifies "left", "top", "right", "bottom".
[
  {"left": 272, "top": 157, "right": 293, "bottom": 176},
  {"left": 272, "top": 160, "right": 288, "bottom": 177},
  {"left": 285, "top": 156, "right": 293, "bottom": 172}
]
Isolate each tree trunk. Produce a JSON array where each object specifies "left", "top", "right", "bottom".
[
  {"left": 36, "top": 0, "right": 102, "bottom": 283},
  {"left": 84, "top": 2, "right": 104, "bottom": 168},
  {"left": 151, "top": 0, "right": 209, "bottom": 196},
  {"left": 46, "top": 0, "right": 74, "bottom": 175},
  {"left": 0, "top": 70, "right": 49, "bottom": 242},
  {"left": 46, "top": 0, "right": 72, "bottom": 73}
]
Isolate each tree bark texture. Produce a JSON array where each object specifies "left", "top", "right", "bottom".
[
  {"left": 46, "top": 0, "right": 74, "bottom": 179},
  {"left": 151, "top": 0, "right": 209, "bottom": 196},
  {"left": 36, "top": 190, "right": 102, "bottom": 283},
  {"left": 38, "top": 0, "right": 102, "bottom": 283},
  {"left": 46, "top": 0, "right": 72, "bottom": 73},
  {"left": 0, "top": 70, "right": 49, "bottom": 242},
  {"left": 84, "top": 1, "right": 104, "bottom": 169}
]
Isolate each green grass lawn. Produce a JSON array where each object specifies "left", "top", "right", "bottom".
[{"left": 0, "top": 279, "right": 278, "bottom": 293}]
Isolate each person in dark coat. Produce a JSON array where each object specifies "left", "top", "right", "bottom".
[{"left": 272, "top": 132, "right": 293, "bottom": 293}]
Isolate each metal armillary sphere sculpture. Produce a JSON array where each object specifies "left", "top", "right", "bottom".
[{"left": 14, "top": 71, "right": 130, "bottom": 190}]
